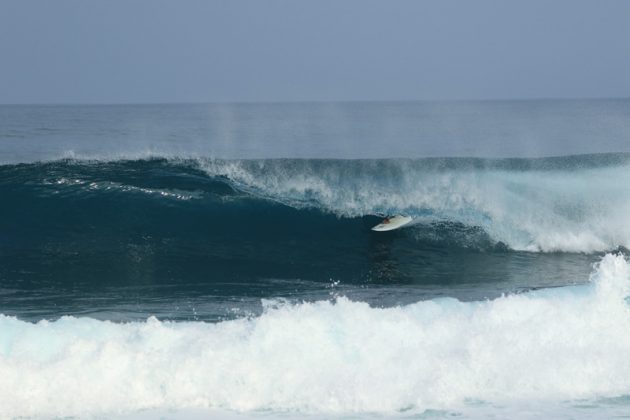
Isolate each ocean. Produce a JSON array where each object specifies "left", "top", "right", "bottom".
[{"left": 1, "top": 99, "right": 630, "bottom": 418}]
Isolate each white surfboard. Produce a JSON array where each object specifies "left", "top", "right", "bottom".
[{"left": 371, "top": 215, "right": 413, "bottom": 232}]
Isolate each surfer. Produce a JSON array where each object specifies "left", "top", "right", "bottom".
[{"left": 371, "top": 215, "right": 412, "bottom": 231}]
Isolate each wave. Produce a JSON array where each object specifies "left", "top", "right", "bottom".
[
  {"left": 2, "top": 154, "right": 630, "bottom": 253},
  {"left": 1, "top": 253, "right": 629, "bottom": 418}
]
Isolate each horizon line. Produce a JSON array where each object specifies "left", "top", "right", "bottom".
[{"left": 1, "top": 96, "right": 629, "bottom": 107}]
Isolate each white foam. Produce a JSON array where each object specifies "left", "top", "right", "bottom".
[
  {"left": 200, "top": 159, "right": 630, "bottom": 252},
  {"left": 1, "top": 254, "right": 630, "bottom": 418}
]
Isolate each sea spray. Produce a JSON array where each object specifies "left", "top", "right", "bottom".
[{"left": 199, "top": 157, "right": 630, "bottom": 252}]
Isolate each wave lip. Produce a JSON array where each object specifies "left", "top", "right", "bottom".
[{"left": 1, "top": 253, "right": 630, "bottom": 418}]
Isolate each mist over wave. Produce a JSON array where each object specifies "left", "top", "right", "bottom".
[{"left": 1, "top": 253, "right": 629, "bottom": 418}]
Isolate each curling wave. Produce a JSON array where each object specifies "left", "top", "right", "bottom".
[{"left": 2, "top": 154, "right": 629, "bottom": 253}]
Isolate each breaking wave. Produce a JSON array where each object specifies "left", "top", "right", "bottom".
[{"left": 2, "top": 153, "right": 629, "bottom": 253}]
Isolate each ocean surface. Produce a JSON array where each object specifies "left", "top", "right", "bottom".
[{"left": 1, "top": 99, "right": 630, "bottom": 419}]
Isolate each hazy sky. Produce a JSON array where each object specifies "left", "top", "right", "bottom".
[{"left": 1, "top": 0, "right": 629, "bottom": 104}]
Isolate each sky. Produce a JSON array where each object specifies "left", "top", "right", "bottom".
[{"left": 1, "top": 0, "right": 629, "bottom": 104}]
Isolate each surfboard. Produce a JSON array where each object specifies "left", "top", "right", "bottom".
[{"left": 371, "top": 215, "right": 413, "bottom": 232}]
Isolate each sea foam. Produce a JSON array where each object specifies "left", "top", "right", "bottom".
[{"left": 1, "top": 254, "right": 630, "bottom": 418}]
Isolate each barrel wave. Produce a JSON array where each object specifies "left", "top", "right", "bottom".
[
  {"left": 2, "top": 154, "right": 627, "bottom": 320},
  {"left": 3, "top": 153, "right": 629, "bottom": 253}
]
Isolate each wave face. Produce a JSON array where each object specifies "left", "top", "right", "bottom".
[
  {"left": 1, "top": 253, "right": 629, "bottom": 418},
  {"left": 2, "top": 154, "right": 629, "bottom": 252},
  {"left": 0, "top": 155, "right": 623, "bottom": 320}
]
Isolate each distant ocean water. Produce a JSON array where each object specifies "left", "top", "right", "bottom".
[{"left": 1, "top": 100, "right": 630, "bottom": 418}]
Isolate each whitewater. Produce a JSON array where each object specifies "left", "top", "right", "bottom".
[{"left": 1, "top": 254, "right": 629, "bottom": 418}]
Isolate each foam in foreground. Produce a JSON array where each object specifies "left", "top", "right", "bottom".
[{"left": 1, "top": 254, "right": 630, "bottom": 418}]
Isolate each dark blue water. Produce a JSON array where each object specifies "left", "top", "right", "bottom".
[
  {"left": 1, "top": 156, "right": 624, "bottom": 322},
  {"left": 2, "top": 100, "right": 630, "bottom": 418}
]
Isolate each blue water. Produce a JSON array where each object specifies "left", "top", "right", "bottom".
[{"left": 1, "top": 100, "right": 630, "bottom": 418}]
